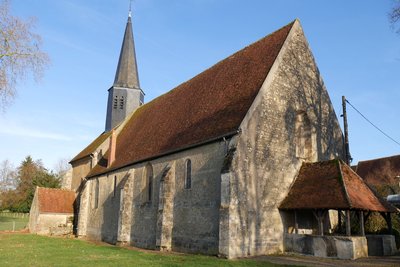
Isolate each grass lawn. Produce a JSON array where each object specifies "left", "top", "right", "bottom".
[
  {"left": 0, "top": 233, "right": 291, "bottom": 267},
  {"left": 0, "top": 215, "right": 29, "bottom": 231}
]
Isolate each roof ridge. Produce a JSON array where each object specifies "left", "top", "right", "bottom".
[
  {"left": 37, "top": 186, "right": 74, "bottom": 193},
  {"left": 83, "top": 20, "right": 295, "bottom": 178},
  {"left": 357, "top": 154, "right": 400, "bottom": 164},
  {"left": 129, "top": 20, "right": 297, "bottom": 112},
  {"left": 344, "top": 162, "right": 398, "bottom": 212},
  {"left": 337, "top": 160, "right": 352, "bottom": 208}
]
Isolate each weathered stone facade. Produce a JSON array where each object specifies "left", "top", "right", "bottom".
[
  {"left": 283, "top": 234, "right": 368, "bottom": 259},
  {"left": 70, "top": 137, "right": 110, "bottom": 193},
  {"left": 218, "top": 21, "right": 343, "bottom": 259},
  {"left": 78, "top": 141, "right": 226, "bottom": 254},
  {"left": 73, "top": 20, "right": 344, "bottom": 258}
]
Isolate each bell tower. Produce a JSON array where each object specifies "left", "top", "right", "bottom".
[{"left": 105, "top": 10, "right": 144, "bottom": 132}]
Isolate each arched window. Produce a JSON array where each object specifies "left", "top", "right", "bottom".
[
  {"left": 94, "top": 178, "right": 99, "bottom": 209},
  {"left": 145, "top": 163, "right": 153, "bottom": 202},
  {"left": 184, "top": 159, "right": 192, "bottom": 189},
  {"left": 295, "top": 112, "right": 312, "bottom": 160}
]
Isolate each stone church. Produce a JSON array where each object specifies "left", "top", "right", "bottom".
[{"left": 69, "top": 15, "right": 346, "bottom": 258}]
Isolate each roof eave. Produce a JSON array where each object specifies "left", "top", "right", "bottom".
[{"left": 87, "top": 130, "right": 239, "bottom": 179}]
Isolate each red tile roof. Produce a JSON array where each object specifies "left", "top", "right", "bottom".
[
  {"left": 279, "top": 160, "right": 397, "bottom": 212},
  {"left": 37, "top": 187, "right": 75, "bottom": 214},
  {"left": 70, "top": 131, "right": 112, "bottom": 163},
  {"left": 356, "top": 155, "right": 400, "bottom": 187},
  {"left": 88, "top": 20, "right": 295, "bottom": 177}
]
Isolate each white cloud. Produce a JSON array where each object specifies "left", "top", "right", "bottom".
[{"left": 0, "top": 124, "right": 72, "bottom": 141}]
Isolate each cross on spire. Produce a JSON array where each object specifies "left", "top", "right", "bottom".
[{"left": 129, "top": 0, "right": 133, "bottom": 18}]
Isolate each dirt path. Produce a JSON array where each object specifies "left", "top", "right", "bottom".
[{"left": 255, "top": 254, "right": 400, "bottom": 267}]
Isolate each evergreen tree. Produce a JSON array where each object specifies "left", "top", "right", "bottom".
[{"left": 0, "top": 156, "right": 60, "bottom": 212}]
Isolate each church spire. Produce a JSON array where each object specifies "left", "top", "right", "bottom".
[
  {"left": 105, "top": 10, "right": 144, "bottom": 132},
  {"left": 113, "top": 12, "right": 140, "bottom": 89}
]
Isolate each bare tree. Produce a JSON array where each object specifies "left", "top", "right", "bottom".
[
  {"left": 0, "top": 0, "right": 50, "bottom": 110},
  {"left": 0, "top": 159, "right": 16, "bottom": 191},
  {"left": 53, "top": 158, "right": 71, "bottom": 177},
  {"left": 390, "top": 0, "right": 400, "bottom": 33},
  {"left": 53, "top": 158, "right": 72, "bottom": 190}
]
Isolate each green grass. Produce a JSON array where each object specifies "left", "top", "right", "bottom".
[
  {"left": 0, "top": 233, "right": 289, "bottom": 267},
  {"left": 0, "top": 215, "right": 28, "bottom": 231}
]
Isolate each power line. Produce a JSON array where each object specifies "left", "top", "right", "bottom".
[{"left": 345, "top": 99, "right": 400, "bottom": 147}]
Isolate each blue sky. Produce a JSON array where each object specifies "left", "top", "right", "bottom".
[{"left": 1, "top": 0, "right": 399, "bottom": 170}]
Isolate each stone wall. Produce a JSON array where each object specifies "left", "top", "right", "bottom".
[
  {"left": 29, "top": 188, "right": 40, "bottom": 233},
  {"left": 61, "top": 168, "right": 73, "bottom": 190},
  {"left": 219, "top": 20, "right": 344, "bottom": 258},
  {"left": 81, "top": 141, "right": 226, "bottom": 255},
  {"left": 82, "top": 173, "right": 124, "bottom": 243},
  {"left": 366, "top": 235, "right": 397, "bottom": 256},
  {"left": 71, "top": 157, "right": 91, "bottom": 193},
  {"left": 284, "top": 234, "right": 368, "bottom": 259},
  {"left": 71, "top": 134, "right": 111, "bottom": 193},
  {"left": 35, "top": 214, "right": 73, "bottom": 235}
]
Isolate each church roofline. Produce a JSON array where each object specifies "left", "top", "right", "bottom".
[
  {"left": 84, "top": 20, "right": 295, "bottom": 178},
  {"left": 86, "top": 130, "right": 239, "bottom": 178}
]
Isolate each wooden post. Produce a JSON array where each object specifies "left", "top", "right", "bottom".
[
  {"left": 380, "top": 212, "right": 393, "bottom": 235},
  {"left": 319, "top": 215, "right": 324, "bottom": 236},
  {"left": 294, "top": 210, "right": 299, "bottom": 234},
  {"left": 359, "top": 210, "right": 365, "bottom": 236},
  {"left": 312, "top": 210, "right": 324, "bottom": 236},
  {"left": 317, "top": 210, "right": 324, "bottom": 236},
  {"left": 342, "top": 96, "right": 352, "bottom": 165},
  {"left": 387, "top": 213, "right": 392, "bottom": 235},
  {"left": 364, "top": 211, "right": 371, "bottom": 223},
  {"left": 345, "top": 210, "right": 351, "bottom": 236},
  {"left": 338, "top": 209, "right": 342, "bottom": 234}
]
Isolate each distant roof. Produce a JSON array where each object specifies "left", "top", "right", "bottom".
[
  {"left": 356, "top": 154, "right": 400, "bottom": 187},
  {"left": 70, "top": 131, "right": 112, "bottom": 163},
  {"left": 37, "top": 187, "right": 75, "bottom": 214},
  {"left": 88, "top": 20, "right": 295, "bottom": 177},
  {"left": 279, "top": 160, "right": 397, "bottom": 212}
]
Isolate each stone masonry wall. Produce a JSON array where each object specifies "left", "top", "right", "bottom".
[
  {"left": 83, "top": 141, "right": 226, "bottom": 255},
  {"left": 219, "top": 20, "right": 344, "bottom": 258},
  {"left": 83, "top": 172, "right": 125, "bottom": 244}
]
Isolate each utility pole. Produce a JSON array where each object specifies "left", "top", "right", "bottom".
[{"left": 342, "top": 96, "right": 352, "bottom": 165}]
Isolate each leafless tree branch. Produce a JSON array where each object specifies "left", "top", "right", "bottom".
[{"left": 0, "top": 0, "right": 50, "bottom": 111}]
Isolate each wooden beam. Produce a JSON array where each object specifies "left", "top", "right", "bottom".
[
  {"left": 345, "top": 210, "right": 351, "bottom": 236},
  {"left": 359, "top": 210, "right": 365, "bottom": 236},
  {"left": 294, "top": 210, "right": 298, "bottom": 234},
  {"left": 312, "top": 210, "right": 324, "bottom": 236},
  {"left": 318, "top": 213, "right": 324, "bottom": 236},
  {"left": 364, "top": 211, "right": 371, "bottom": 223},
  {"left": 387, "top": 213, "right": 392, "bottom": 235},
  {"left": 379, "top": 212, "right": 393, "bottom": 235},
  {"left": 338, "top": 209, "right": 342, "bottom": 234}
]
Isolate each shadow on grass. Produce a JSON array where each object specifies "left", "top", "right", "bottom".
[{"left": 0, "top": 233, "right": 294, "bottom": 267}]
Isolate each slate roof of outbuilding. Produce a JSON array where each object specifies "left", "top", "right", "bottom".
[
  {"left": 356, "top": 154, "right": 400, "bottom": 187},
  {"left": 279, "top": 160, "right": 397, "bottom": 212},
  {"left": 87, "top": 20, "right": 295, "bottom": 177},
  {"left": 37, "top": 187, "right": 75, "bottom": 214}
]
